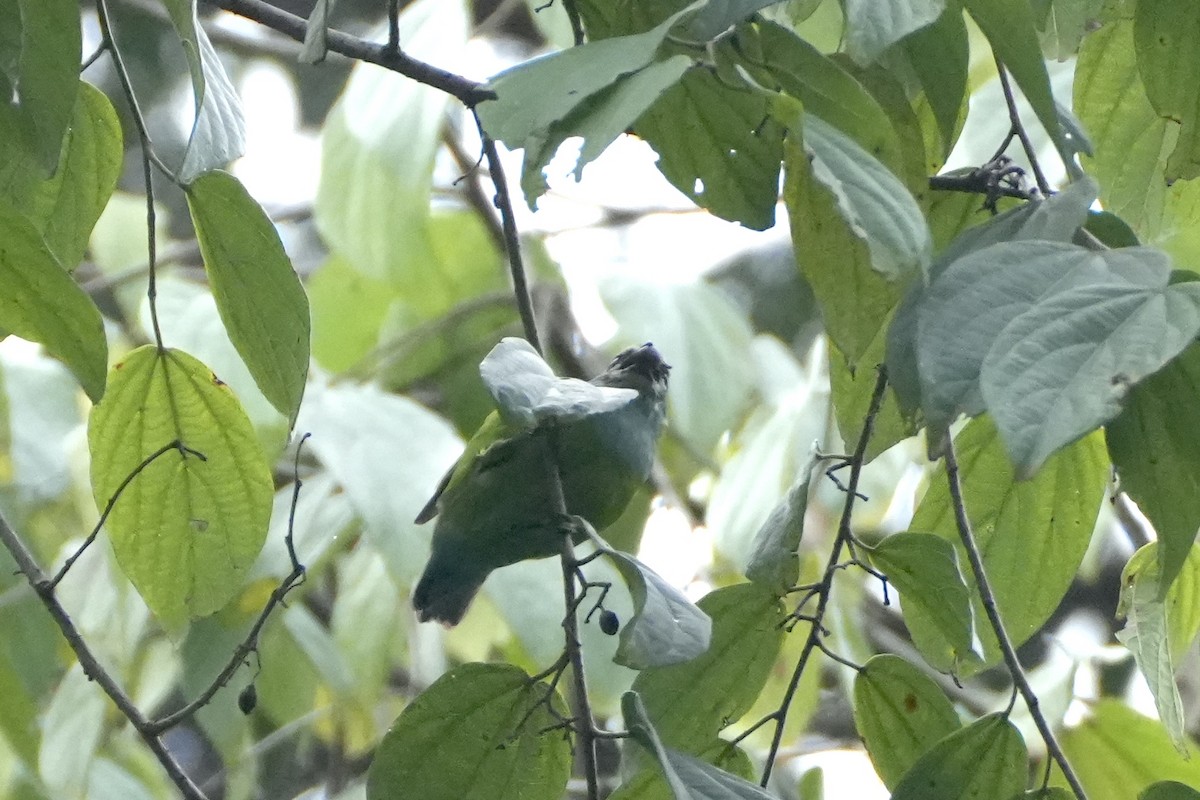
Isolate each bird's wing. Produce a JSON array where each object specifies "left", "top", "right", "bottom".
[{"left": 413, "top": 411, "right": 526, "bottom": 524}]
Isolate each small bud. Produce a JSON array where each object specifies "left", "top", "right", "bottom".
[
  {"left": 599, "top": 609, "right": 620, "bottom": 636},
  {"left": 238, "top": 683, "right": 258, "bottom": 715}
]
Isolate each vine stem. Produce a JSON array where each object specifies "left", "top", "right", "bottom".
[
  {"left": 0, "top": 511, "right": 208, "bottom": 800},
  {"left": 995, "top": 57, "right": 1052, "bottom": 196},
  {"left": 943, "top": 443, "right": 1089, "bottom": 800},
  {"left": 757, "top": 367, "right": 889, "bottom": 788},
  {"left": 476, "top": 107, "right": 599, "bottom": 797},
  {"left": 95, "top": 0, "right": 170, "bottom": 351}
]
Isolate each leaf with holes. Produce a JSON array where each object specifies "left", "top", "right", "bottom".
[{"left": 88, "top": 346, "right": 273, "bottom": 626}]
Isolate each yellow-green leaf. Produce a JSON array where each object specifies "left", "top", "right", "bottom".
[
  {"left": 0, "top": 81, "right": 123, "bottom": 271},
  {"left": 88, "top": 346, "right": 273, "bottom": 626},
  {"left": 853, "top": 654, "right": 962, "bottom": 790},
  {"left": 1057, "top": 700, "right": 1200, "bottom": 798},
  {"left": 187, "top": 171, "right": 310, "bottom": 425},
  {"left": 0, "top": 198, "right": 106, "bottom": 401},
  {"left": 905, "top": 416, "right": 1107, "bottom": 675},
  {"left": 1134, "top": 0, "right": 1200, "bottom": 182}
]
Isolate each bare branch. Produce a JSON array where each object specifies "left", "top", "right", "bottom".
[
  {"left": 943, "top": 442, "right": 1089, "bottom": 800},
  {"left": 203, "top": 0, "right": 494, "bottom": 106},
  {"left": 0, "top": 512, "right": 208, "bottom": 800}
]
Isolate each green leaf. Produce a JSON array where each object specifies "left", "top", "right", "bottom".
[
  {"left": 621, "top": 691, "right": 775, "bottom": 800},
  {"left": 300, "top": 0, "right": 337, "bottom": 64},
  {"left": 890, "top": 181, "right": 1095, "bottom": 417},
  {"left": 186, "top": 170, "right": 310, "bottom": 425},
  {"left": 632, "top": 583, "right": 784, "bottom": 751},
  {"left": 308, "top": 255, "right": 399, "bottom": 373},
  {"left": 516, "top": 55, "right": 692, "bottom": 205},
  {"left": 160, "top": 0, "right": 246, "bottom": 182},
  {"left": 366, "top": 663, "right": 571, "bottom": 800},
  {"left": 479, "top": 5, "right": 696, "bottom": 146},
  {"left": 1107, "top": 341, "right": 1200, "bottom": 594},
  {"left": 1019, "top": 790, "right": 1074, "bottom": 800},
  {"left": 784, "top": 124, "right": 903, "bottom": 365},
  {"left": 829, "top": 319, "right": 915, "bottom": 461},
  {"left": 0, "top": 198, "right": 107, "bottom": 401},
  {"left": 802, "top": 114, "right": 932, "bottom": 280},
  {"left": 0, "top": 81, "right": 123, "bottom": 271},
  {"left": 610, "top": 740, "right": 755, "bottom": 800},
  {"left": 1134, "top": 0, "right": 1200, "bottom": 182},
  {"left": 1116, "top": 544, "right": 1188, "bottom": 754},
  {"left": 605, "top": 547, "right": 712, "bottom": 670},
  {"left": 4, "top": 0, "right": 80, "bottom": 174},
  {"left": 905, "top": 416, "right": 1107, "bottom": 675},
  {"left": 916, "top": 241, "right": 1200, "bottom": 475},
  {"left": 981, "top": 248, "right": 1200, "bottom": 475},
  {"left": 707, "top": 362, "right": 829, "bottom": 572},
  {"left": 868, "top": 533, "right": 977, "bottom": 666},
  {"left": 852, "top": 654, "right": 962, "bottom": 790},
  {"left": 746, "top": 459, "right": 815, "bottom": 592},
  {"left": 890, "top": 713, "right": 1028, "bottom": 800},
  {"left": 934, "top": 177, "right": 1096, "bottom": 270},
  {"left": 314, "top": 0, "right": 467, "bottom": 281},
  {"left": 599, "top": 276, "right": 756, "bottom": 455},
  {"left": 1141, "top": 782, "right": 1200, "bottom": 800},
  {"left": 843, "top": 0, "right": 945, "bottom": 66},
  {"left": 751, "top": 21, "right": 905, "bottom": 174},
  {"left": 964, "top": 0, "right": 1066, "bottom": 158},
  {"left": 681, "top": 0, "right": 783, "bottom": 40},
  {"left": 901, "top": 6, "right": 968, "bottom": 158},
  {"left": 38, "top": 665, "right": 105, "bottom": 798},
  {"left": 87, "top": 346, "right": 274, "bottom": 626},
  {"left": 634, "top": 61, "right": 784, "bottom": 229},
  {"left": 282, "top": 605, "right": 355, "bottom": 697},
  {"left": 298, "top": 382, "right": 463, "bottom": 587},
  {"left": 1033, "top": 0, "right": 1105, "bottom": 60},
  {"left": 1058, "top": 700, "right": 1200, "bottom": 797},
  {"left": 1073, "top": 17, "right": 1200, "bottom": 255}
]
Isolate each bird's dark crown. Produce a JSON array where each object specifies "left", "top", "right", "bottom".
[{"left": 608, "top": 343, "right": 671, "bottom": 385}]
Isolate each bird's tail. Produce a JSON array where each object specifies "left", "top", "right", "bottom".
[{"left": 412, "top": 555, "right": 487, "bottom": 626}]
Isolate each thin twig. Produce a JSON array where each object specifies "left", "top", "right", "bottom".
[
  {"left": 81, "top": 38, "right": 110, "bottom": 72},
  {"left": 387, "top": 0, "right": 400, "bottom": 53},
  {"left": 943, "top": 443, "right": 1089, "bottom": 800},
  {"left": 758, "top": 367, "right": 889, "bottom": 788},
  {"left": 0, "top": 511, "right": 208, "bottom": 800},
  {"left": 477, "top": 119, "right": 541, "bottom": 353},
  {"left": 204, "top": 0, "right": 494, "bottom": 106},
  {"left": 443, "top": 124, "right": 506, "bottom": 253},
  {"left": 994, "top": 58, "right": 1051, "bottom": 196},
  {"left": 96, "top": 0, "right": 172, "bottom": 350},
  {"left": 149, "top": 434, "right": 312, "bottom": 734},
  {"left": 50, "top": 441, "right": 205, "bottom": 589},
  {"left": 472, "top": 92, "right": 598, "bottom": 795},
  {"left": 562, "top": 0, "right": 585, "bottom": 45}
]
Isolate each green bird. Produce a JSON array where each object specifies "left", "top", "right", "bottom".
[{"left": 412, "top": 342, "right": 671, "bottom": 625}]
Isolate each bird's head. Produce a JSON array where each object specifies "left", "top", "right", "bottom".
[{"left": 593, "top": 343, "right": 670, "bottom": 402}]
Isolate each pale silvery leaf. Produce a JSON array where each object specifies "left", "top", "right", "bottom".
[
  {"left": 479, "top": 338, "right": 636, "bottom": 429},
  {"left": 178, "top": 19, "right": 246, "bottom": 183}
]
